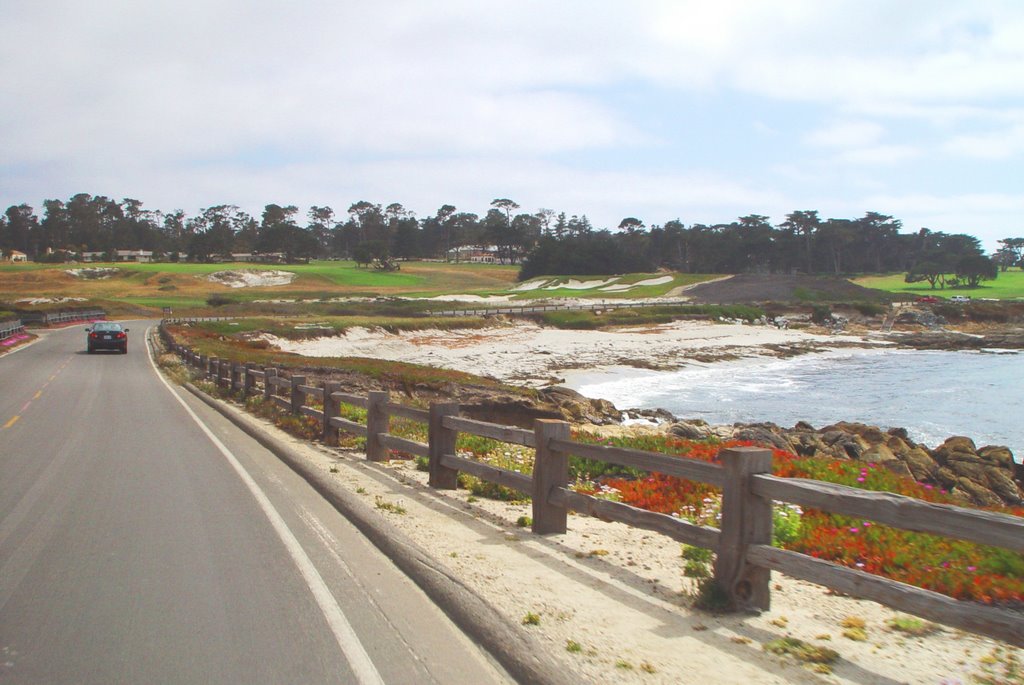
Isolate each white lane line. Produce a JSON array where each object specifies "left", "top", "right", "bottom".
[{"left": 144, "top": 328, "right": 385, "bottom": 685}]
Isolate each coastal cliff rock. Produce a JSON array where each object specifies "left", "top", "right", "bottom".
[
  {"left": 719, "top": 422, "right": 1023, "bottom": 508},
  {"left": 537, "top": 386, "right": 622, "bottom": 425},
  {"left": 895, "top": 331, "right": 1024, "bottom": 350}
]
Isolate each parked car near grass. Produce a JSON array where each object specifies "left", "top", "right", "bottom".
[{"left": 86, "top": 321, "right": 129, "bottom": 353}]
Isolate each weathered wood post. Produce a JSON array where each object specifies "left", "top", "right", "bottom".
[
  {"left": 532, "top": 419, "right": 572, "bottom": 534},
  {"left": 715, "top": 446, "right": 774, "bottom": 611},
  {"left": 208, "top": 357, "right": 218, "bottom": 380},
  {"left": 264, "top": 368, "right": 277, "bottom": 401},
  {"left": 219, "top": 361, "right": 231, "bottom": 388},
  {"left": 230, "top": 364, "right": 242, "bottom": 393},
  {"left": 243, "top": 363, "right": 256, "bottom": 396},
  {"left": 322, "top": 381, "right": 342, "bottom": 445},
  {"left": 290, "top": 375, "right": 306, "bottom": 414},
  {"left": 365, "top": 391, "right": 390, "bottom": 461},
  {"left": 428, "top": 402, "right": 460, "bottom": 489}
]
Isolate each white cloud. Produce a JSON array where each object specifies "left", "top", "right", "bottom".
[
  {"left": 805, "top": 121, "right": 885, "bottom": 148},
  {"left": 943, "top": 121, "right": 1024, "bottom": 159},
  {"left": 835, "top": 145, "right": 921, "bottom": 165}
]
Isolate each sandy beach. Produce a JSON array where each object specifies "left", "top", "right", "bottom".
[{"left": 264, "top": 319, "right": 884, "bottom": 386}]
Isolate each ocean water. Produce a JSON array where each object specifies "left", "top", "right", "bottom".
[{"left": 568, "top": 349, "right": 1023, "bottom": 459}]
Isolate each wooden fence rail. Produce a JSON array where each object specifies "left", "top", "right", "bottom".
[
  {"left": 159, "top": 326, "right": 1024, "bottom": 647},
  {"left": 0, "top": 319, "right": 25, "bottom": 342}
]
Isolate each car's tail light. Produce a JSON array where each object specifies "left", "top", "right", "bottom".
[
  {"left": 89, "top": 332, "right": 99, "bottom": 339},
  {"left": 115, "top": 332, "right": 126, "bottom": 339}
]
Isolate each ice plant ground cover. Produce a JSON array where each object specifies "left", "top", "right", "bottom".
[{"left": 570, "top": 432, "right": 1024, "bottom": 606}]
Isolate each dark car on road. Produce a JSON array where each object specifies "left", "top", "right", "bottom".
[{"left": 86, "top": 322, "right": 129, "bottom": 354}]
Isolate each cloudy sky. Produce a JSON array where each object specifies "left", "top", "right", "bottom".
[{"left": 2, "top": 0, "right": 1022, "bottom": 250}]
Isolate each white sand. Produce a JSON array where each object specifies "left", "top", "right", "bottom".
[
  {"left": 15, "top": 296, "right": 87, "bottom": 304},
  {"left": 206, "top": 269, "right": 296, "bottom": 288},
  {"left": 601, "top": 276, "right": 675, "bottom": 292},
  {"left": 65, "top": 268, "right": 118, "bottom": 279},
  {"left": 264, "top": 320, "right": 878, "bottom": 385},
  {"left": 512, "top": 279, "right": 551, "bottom": 291},
  {"left": 545, "top": 278, "right": 619, "bottom": 290}
]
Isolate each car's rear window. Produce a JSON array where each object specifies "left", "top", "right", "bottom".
[{"left": 92, "top": 323, "right": 122, "bottom": 331}]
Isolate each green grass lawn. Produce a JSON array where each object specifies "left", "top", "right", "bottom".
[{"left": 855, "top": 269, "right": 1024, "bottom": 300}]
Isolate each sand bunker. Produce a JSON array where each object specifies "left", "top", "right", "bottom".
[
  {"left": 600, "top": 276, "right": 674, "bottom": 292},
  {"left": 545, "top": 278, "right": 618, "bottom": 290},
  {"left": 15, "top": 296, "right": 88, "bottom": 305},
  {"left": 65, "top": 268, "right": 119, "bottom": 279},
  {"left": 207, "top": 269, "right": 296, "bottom": 288}
]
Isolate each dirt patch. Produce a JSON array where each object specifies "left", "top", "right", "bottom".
[{"left": 683, "top": 274, "right": 892, "bottom": 304}]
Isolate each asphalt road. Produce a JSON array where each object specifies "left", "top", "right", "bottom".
[{"left": 0, "top": 322, "right": 510, "bottom": 684}]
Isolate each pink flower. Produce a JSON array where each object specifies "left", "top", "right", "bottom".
[
  {"left": 857, "top": 477, "right": 866, "bottom": 482},
  {"left": 849, "top": 527, "right": 860, "bottom": 533},
  {"left": 967, "top": 566, "right": 977, "bottom": 572}
]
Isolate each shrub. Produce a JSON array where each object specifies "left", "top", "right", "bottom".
[
  {"left": 810, "top": 303, "right": 832, "bottom": 323},
  {"left": 852, "top": 301, "right": 886, "bottom": 317},
  {"left": 207, "top": 294, "right": 234, "bottom": 307}
]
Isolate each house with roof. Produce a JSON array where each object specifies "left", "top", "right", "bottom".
[{"left": 1, "top": 249, "right": 28, "bottom": 262}]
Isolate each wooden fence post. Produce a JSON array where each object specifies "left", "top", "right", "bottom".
[
  {"left": 532, "top": 419, "right": 571, "bottom": 535},
  {"left": 264, "top": 368, "right": 277, "bottom": 401},
  {"left": 428, "top": 402, "right": 460, "bottom": 489},
  {"left": 365, "top": 390, "right": 390, "bottom": 461},
  {"left": 322, "top": 381, "right": 342, "bottom": 445},
  {"left": 243, "top": 363, "right": 256, "bottom": 396},
  {"left": 715, "top": 446, "right": 774, "bottom": 611},
  {"left": 230, "top": 364, "right": 242, "bottom": 393},
  {"left": 290, "top": 375, "right": 306, "bottom": 414}
]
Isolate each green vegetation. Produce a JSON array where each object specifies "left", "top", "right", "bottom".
[
  {"left": 764, "top": 637, "right": 840, "bottom": 666},
  {"left": 886, "top": 615, "right": 939, "bottom": 636},
  {"left": 855, "top": 269, "right": 1024, "bottom": 300},
  {"left": 521, "top": 612, "right": 541, "bottom": 626},
  {"left": 374, "top": 496, "right": 407, "bottom": 515}
]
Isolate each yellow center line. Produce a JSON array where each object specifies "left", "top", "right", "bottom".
[{"left": 2, "top": 356, "right": 72, "bottom": 431}]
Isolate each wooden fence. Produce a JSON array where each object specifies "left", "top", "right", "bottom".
[
  {"left": 18, "top": 308, "right": 106, "bottom": 326},
  {"left": 0, "top": 319, "right": 25, "bottom": 342},
  {"left": 160, "top": 327, "right": 1024, "bottom": 647}
]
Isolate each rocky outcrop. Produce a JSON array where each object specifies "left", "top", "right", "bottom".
[
  {"left": 895, "top": 331, "right": 1024, "bottom": 350},
  {"left": 536, "top": 386, "right": 622, "bottom": 426},
  {"left": 709, "top": 421, "right": 1023, "bottom": 508}
]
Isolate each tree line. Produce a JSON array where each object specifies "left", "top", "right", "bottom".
[{"left": 1, "top": 194, "right": 1019, "bottom": 281}]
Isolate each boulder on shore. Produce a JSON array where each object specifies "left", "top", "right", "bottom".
[{"left": 719, "top": 423, "right": 1022, "bottom": 508}]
